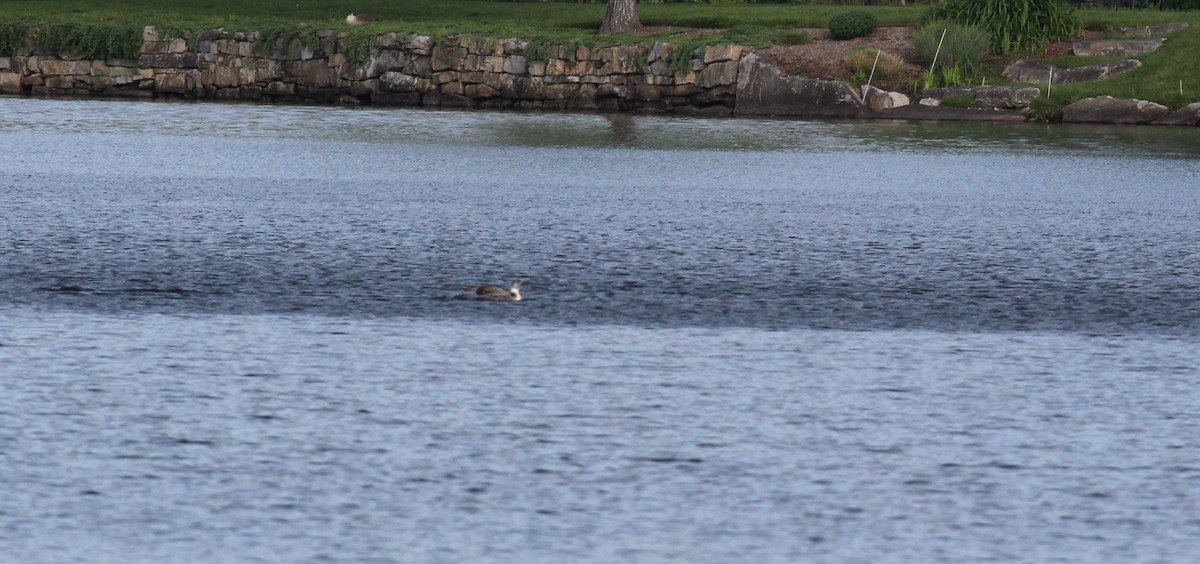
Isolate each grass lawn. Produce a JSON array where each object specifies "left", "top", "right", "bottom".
[
  {"left": 0, "top": 1, "right": 925, "bottom": 69},
  {"left": 1, "top": 0, "right": 1198, "bottom": 111},
  {"left": 0, "top": 1, "right": 926, "bottom": 32}
]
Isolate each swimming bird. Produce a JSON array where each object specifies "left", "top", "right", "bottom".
[
  {"left": 472, "top": 280, "right": 522, "bottom": 302},
  {"left": 346, "top": 12, "right": 375, "bottom": 25}
]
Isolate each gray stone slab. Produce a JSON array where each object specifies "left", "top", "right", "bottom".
[
  {"left": 1071, "top": 39, "right": 1164, "bottom": 57},
  {"left": 1003, "top": 59, "right": 1141, "bottom": 85},
  {"left": 1114, "top": 22, "right": 1189, "bottom": 37},
  {"left": 1062, "top": 96, "right": 1169, "bottom": 125},
  {"left": 921, "top": 86, "right": 1040, "bottom": 109}
]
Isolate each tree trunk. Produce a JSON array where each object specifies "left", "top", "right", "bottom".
[{"left": 599, "top": 0, "right": 641, "bottom": 34}]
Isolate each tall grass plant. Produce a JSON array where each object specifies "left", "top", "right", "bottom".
[
  {"left": 924, "top": 0, "right": 1082, "bottom": 55},
  {"left": 911, "top": 20, "right": 991, "bottom": 78}
]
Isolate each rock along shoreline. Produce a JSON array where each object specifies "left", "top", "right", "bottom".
[{"left": 1, "top": 26, "right": 1197, "bottom": 127}]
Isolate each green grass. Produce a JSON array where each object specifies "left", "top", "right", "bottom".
[
  {"left": 0, "top": 0, "right": 925, "bottom": 35},
  {"left": 1078, "top": 6, "right": 1198, "bottom": 30},
  {"left": 0, "top": 0, "right": 927, "bottom": 64}
]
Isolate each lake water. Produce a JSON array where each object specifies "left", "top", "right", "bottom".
[{"left": 1, "top": 98, "right": 1198, "bottom": 562}]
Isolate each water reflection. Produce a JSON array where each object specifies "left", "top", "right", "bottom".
[{"left": 1, "top": 97, "right": 1198, "bottom": 159}]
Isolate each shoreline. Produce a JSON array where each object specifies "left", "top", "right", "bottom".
[{"left": 1, "top": 26, "right": 1197, "bottom": 127}]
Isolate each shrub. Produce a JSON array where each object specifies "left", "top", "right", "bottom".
[
  {"left": 911, "top": 20, "right": 991, "bottom": 78},
  {"left": 924, "top": 0, "right": 1081, "bottom": 55},
  {"left": 828, "top": 10, "right": 878, "bottom": 40}
]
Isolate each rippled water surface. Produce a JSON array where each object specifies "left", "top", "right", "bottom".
[{"left": 1, "top": 98, "right": 1199, "bottom": 562}]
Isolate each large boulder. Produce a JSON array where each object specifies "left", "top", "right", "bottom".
[
  {"left": 921, "top": 86, "right": 1039, "bottom": 109},
  {"left": 861, "top": 85, "right": 909, "bottom": 112},
  {"left": 1003, "top": 59, "right": 1141, "bottom": 85},
  {"left": 1153, "top": 102, "right": 1200, "bottom": 127},
  {"left": 1062, "top": 96, "right": 1169, "bottom": 125},
  {"left": 734, "top": 53, "right": 867, "bottom": 117}
]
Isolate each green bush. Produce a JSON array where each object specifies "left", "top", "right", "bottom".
[
  {"left": 911, "top": 20, "right": 990, "bottom": 77},
  {"left": 828, "top": 10, "right": 878, "bottom": 40},
  {"left": 924, "top": 0, "right": 1080, "bottom": 55}
]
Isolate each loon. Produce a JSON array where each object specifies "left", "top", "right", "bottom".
[
  {"left": 473, "top": 280, "right": 522, "bottom": 302},
  {"left": 346, "top": 12, "right": 375, "bottom": 25}
]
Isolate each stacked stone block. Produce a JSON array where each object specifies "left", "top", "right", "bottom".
[{"left": 0, "top": 26, "right": 742, "bottom": 114}]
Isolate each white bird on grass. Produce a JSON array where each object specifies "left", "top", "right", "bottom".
[{"left": 346, "top": 12, "right": 375, "bottom": 25}]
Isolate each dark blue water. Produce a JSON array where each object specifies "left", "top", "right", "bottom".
[
  {"left": 1, "top": 98, "right": 1199, "bottom": 562},
  {"left": 3, "top": 102, "right": 1199, "bottom": 334}
]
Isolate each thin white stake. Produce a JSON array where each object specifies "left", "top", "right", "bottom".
[
  {"left": 930, "top": 28, "right": 948, "bottom": 74},
  {"left": 1182, "top": 80, "right": 1185, "bottom": 96},
  {"left": 1047, "top": 68, "right": 1053, "bottom": 98},
  {"left": 867, "top": 49, "right": 882, "bottom": 88}
]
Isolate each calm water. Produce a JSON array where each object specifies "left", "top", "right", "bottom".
[{"left": 1, "top": 98, "right": 1199, "bottom": 562}]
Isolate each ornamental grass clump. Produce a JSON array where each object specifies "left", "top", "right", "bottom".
[
  {"left": 828, "top": 10, "right": 878, "bottom": 40},
  {"left": 924, "top": 0, "right": 1080, "bottom": 55},
  {"left": 911, "top": 20, "right": 991, "bottom": 79},
  {"left": 844, "top": 47, "right": 907, "bottom": 83}
]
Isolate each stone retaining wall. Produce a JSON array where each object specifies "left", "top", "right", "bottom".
[
  {"left": 3, "top": 25, "right": 1198, "bottom": 126},
  {"left": 0, "top": 26, "right": 742, "bottom": 114}
]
